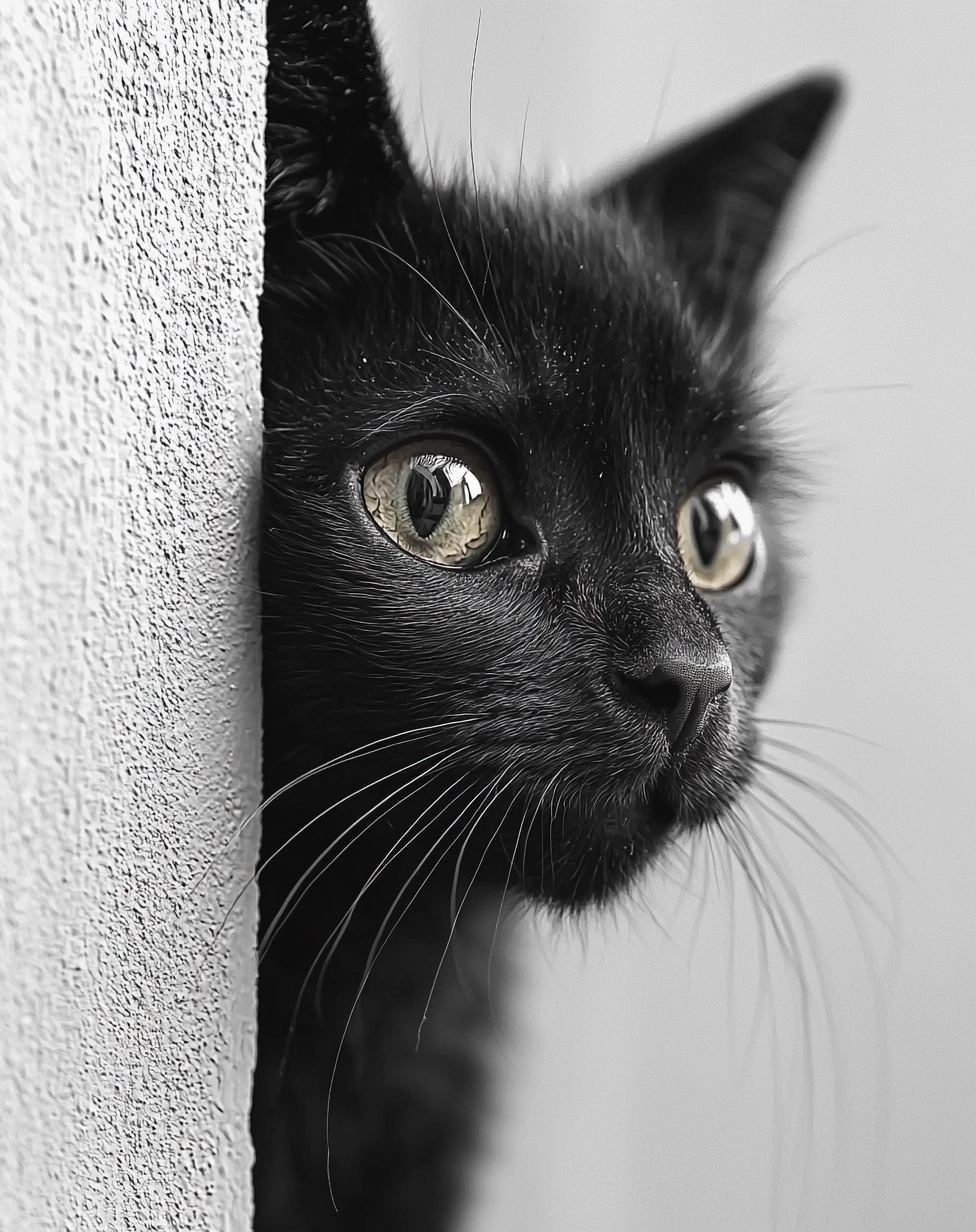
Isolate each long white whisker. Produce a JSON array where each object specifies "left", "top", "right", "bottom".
[
  {"left": 758, "top": 734, "right": 864, "bottom": 794},
  {"left": 320, "top": 231, "right": 495, "bottom": 363},
  {"left": 308, "top": 772, "right": 482, "bottom": 1011},
  {"left": 271, "top": 773, "right": 481, "bottom": 1101},
  {"left": 417, "top": 770, "right": 514, "bottom": 1049},
  {"left": 208, "top": 748, "right": 449, "bottom": 961},
  {"left": 344, "top": 776, "right": 493, "bottom": 1004},
  {"left": 748, "top": 774, "right": 892, "bottom": 930},
  {"left": 754, "top": 715, "right": 883, "bottom": 749},
  {"left": 259, "top": 751, "right": 458, "bottom": 963},
  {"left": 185, "top": 716, "right": 478, "bottom": 904},
  {"left": 319, "top": 779, "right": 494, "bottom": 1208},
  {"left": 719, "top": 811, "right": 820, "bottom": 1226},
  {"left": 756, "top": 754, "right": 904, "bottom": 875},
  {"left": 487, "top": 787, "right": 528, "bottom": 1015},
  {"left": 416, "top": 102, "right": 504, "bottom": 354}
]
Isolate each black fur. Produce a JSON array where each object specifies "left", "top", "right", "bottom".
[{"left": 255, "top": 3, "right": 841, "bottom": 1228}]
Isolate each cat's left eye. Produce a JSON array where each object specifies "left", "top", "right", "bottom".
[
  {"left": 677, "top": 478, "right": 759, "bottom": 592},
  {"left": 362, "top": 439, "right": 504, "bottom": 568}
]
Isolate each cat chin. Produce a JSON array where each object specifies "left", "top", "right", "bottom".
[
  {"left": 498, "top": 781, "right": 726, "bottom": 911},
  {"left": 498, "top": 738, "right": 759, "bottom": 910}
]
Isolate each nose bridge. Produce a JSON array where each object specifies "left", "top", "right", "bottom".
[
  {"left": 606, "top": 557, "right": 721, "bottom": 664},
  {"left": 602, "top": 559, "right": 734, "bottom": 753}
]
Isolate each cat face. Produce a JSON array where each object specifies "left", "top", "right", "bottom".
[{"left": 262, "top": 62, "right": 840, "bottom": 910}]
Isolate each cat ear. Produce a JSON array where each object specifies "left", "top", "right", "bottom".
[
  {"left": 265, "top": 3, "right": 417, "bottom": 244},
  {"left": 592, "top": 74, "right": 843, "bottom": 332}
]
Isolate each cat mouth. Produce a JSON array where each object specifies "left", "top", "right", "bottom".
[
  {"left": 643, "top": 787, "right": 678, "bottom": 830},
  {"left": 556, "top": 784, "right": 678, "bottom": 844},
  {"left": 593, "top": 787, "right": 677, "bottom": 837},
  {"left": 505, "top": 782, "right": 683, "bottom": 907}
]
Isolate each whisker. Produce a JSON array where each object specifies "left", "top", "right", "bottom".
[
  {"left": 650, "top": 51, "right": 676, "bottom": 143},
  {"left": 719, "top": 813, "right": 806, "bottom": 992},
  {"left": 417, "top": 98, "right": 504, "bottom": 357},
  {"left": 351, "top": 776, "right": 493, "bottom": 999},
  {"left": 206, "top": 748, "right": 449, "bottom": 963},
  {"left": 309, "top": 774, "right": 486, "bottom": 1014},
  {"left": 418, "top": 770, "right": 514, "bottom": 1049},
  {"left": 318, "top": 781, "right": 496, "bottom": 1204},
  {"left": 749, "top": 750, "right": 902, "bottom": 1148},
  {"left": 759, "top": 734, "right": 864, "bottom": 795},
  {"left": 271, "top": 774, "right": 481, "bottom": 1104},
  {"left": 451, "top": 779, "right": 519, "bottom": 1005},
  {"left": 755, "top": 715, "right": 883, "bottom": 749},
  {"left": 258, "top": 751, "right": 458, "bottom": 963},
  {"left": 755, "top": 754, "right": 905, "bottom": 876},
  {"left": 768, "top": 224, "right": 880, "bottom": 299},
  {"left": 514, "top": 97, "right": 530, "bottom": 215},
  {"left": 686, "top": 820, "right": 720, "bottom": 965},
  {"left": 811, "top": 382, "right": 912, "bottom": 395},
  {"left": 522, "top": 799, "right": 540, "bottom": 896},
  {"left": 545, "top": 771, "right": 567, "bottom": 892},
  {"left": 487, "top": 788, "right": 528, "bottom": 1014},
  {"left": 336, "top": 821, "right": 457, "bottom": 1214},
  {"left": 464, "top": 13, "right": 521, "bottom": 358},
  {"left": 741, "top": 804, "right": 854, "bottom": 1218},
  {"left": 748, "top": 773, "right": 894, "bottom": 931},
  {"left": 720, "top": 810, "right": 824, "bottom": 1218},
  {"left": 467, "top": 12, "right": 489, "bottom": 291},
  {"left": 449, "top": 769, "right": 507, "bottom": 924},
  {"left": 309, "top": 778, "right": 492, "bottom": 1029},
  {"left": 352, "top": 391, "right": 471, "bottom": 443},
  {"left": 751, "top": 776, "right": 896, "bottom": 1217},
  {"left": 185, "top": 716, "right": 478, "bottom": 904},
  {"left": 317, "top": 231, "right": 495, "bottom": 364}
]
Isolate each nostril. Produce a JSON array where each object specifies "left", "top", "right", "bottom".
[
  {"left": 614, "top": 653, "right": 733, "bottom": 753},
  {"left": 623, "top": 675, "right": 684, "bottom": 716}
]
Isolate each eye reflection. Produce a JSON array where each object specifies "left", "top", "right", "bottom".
[
  {"left": 363, "top": 440, "right": 502, "bottom": 567},
  {"left": 677, "top": 478, "right": 759, "bottom": 591}
]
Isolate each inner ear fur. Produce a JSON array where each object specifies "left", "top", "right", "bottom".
[{"left": 265, "top": 1, "right": 417, "bottom": 241}]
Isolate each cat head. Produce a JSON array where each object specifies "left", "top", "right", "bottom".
[{"left": 262, "top": 18, "right": 841, "bottom": 911}]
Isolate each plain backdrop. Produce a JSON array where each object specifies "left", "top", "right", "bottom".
[{"left": 370, "top": 3, "right": 976, "bottom": 1229}]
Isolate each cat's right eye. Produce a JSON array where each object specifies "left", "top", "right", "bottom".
[{"left": 362, "top": 439, "right": 504, "bottom": 568}]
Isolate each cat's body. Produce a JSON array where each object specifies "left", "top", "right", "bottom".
[{"left": 256, "top": 3, "right": 841, "bottom": 1227}]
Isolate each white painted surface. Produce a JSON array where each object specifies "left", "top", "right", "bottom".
[
  {"left": 373, "top": 2, "right": 976, "bottom": 1229},
  {"left": 0, "top": 3, "right": 264, "bottom": 1228}
]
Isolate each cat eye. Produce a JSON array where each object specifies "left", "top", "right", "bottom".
[
  {"left": 362, "top": 439, "right": 504, "bottom": 568},
  {"left": 677, "top": 478, "right": 758, "bottom": 592}
]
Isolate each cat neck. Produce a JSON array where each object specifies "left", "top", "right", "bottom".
[{"left": 253, "top": 841, "right": 507, "bottom": 1232}]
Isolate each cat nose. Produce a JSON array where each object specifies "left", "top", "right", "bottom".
[{"left": 616, "top": 652, "right": 733, "bottom": 753}]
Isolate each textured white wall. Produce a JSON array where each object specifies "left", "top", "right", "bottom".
[
  {"left": 373, "top": 2, "right": 976, "bottom": 1230},
  {"left": 0, "top": 3, "right": 264, "bottom": 1229}
]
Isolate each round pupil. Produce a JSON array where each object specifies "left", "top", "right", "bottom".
[
  {"left": 691, "top": 497, "right": 722, "bottom": 566},
  {"left": 406, "top": 464, "right": 451, "bottom": 538}
]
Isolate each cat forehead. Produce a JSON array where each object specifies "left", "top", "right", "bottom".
[
  {"left": 414, "top": 185, "right": 687, "bottom": 336},
  {"left": 367, "top": 187, "right": 723, "bottom": 389},
  {"left": 351, "top": 186, "right": 750, "bottom": 441}
]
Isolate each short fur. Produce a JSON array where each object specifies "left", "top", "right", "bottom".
[{"left": 255, "top": 3, "right": 842, "bottom": 1228}]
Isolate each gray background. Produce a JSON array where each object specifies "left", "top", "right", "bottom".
[{"left": 372, "top": 1, "right": 976, "bottom": 1229}]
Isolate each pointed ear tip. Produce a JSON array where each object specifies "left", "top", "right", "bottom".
[{"left": 789, "top": 70, "right": 847, "bottom": 119}]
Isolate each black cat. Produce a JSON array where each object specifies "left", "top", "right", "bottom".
[{"left": 255, "top": 2, "right": 842, "bottom": 1228}]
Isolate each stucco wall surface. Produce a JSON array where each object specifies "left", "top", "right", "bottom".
[{"left": 0, "top": 2, "right": 264, "bottom": 1228}]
